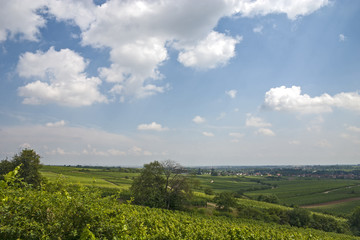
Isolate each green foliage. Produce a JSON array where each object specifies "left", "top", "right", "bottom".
[
  {"left": 131, "top": 161, "right": 167, "bottom": 208},
  {"left": 1, "top": 173, "right": 358, "bottom": 240},
  {"left": 236, "top": 201, "right": 350, "bottom": 234},
  {"left": 349, "top": 207, "right": 360, "bottom": 235},
  {"left": 257, "top": 194, "right": 279, "bottom": 204},
  {"left": 0, "top": 149, "right": 43, "bottom": 187},
  {"left": 204, "top": 187, "right": 214, "bottom": 195},
  {"left": 214, "top": 192, "right": 237, "bottom": 211},
  {"left": 130, "top": 160, "right": 192, "bottom": 210},
  {"left": 288, "top": 208, "right": 311, "bottom": 228}
]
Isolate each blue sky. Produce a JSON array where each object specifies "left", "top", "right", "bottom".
[{"left": 0, "top": 0, "right": 359, "bottom": 166}]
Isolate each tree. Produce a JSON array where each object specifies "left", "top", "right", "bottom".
[
  {"left": 130, "top": 160, "right": 192, "bottom": 210},
  {"left": 288, "top": 208, "right": 311, "bottom": 228},
  {"left": 214, "top": 192, "right": 237, "bottom": 211},
  {"left": 130, "top": 161, "right": 166, "bottom": 208},
  {"left": 0, "top": 149, "right": 43, "bottom": 187},
  {"left": 349, "top": 207, "right": 360, "bottom": 235}
]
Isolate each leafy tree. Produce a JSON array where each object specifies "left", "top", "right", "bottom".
[
  {"left": 214, "top": 192, "right": 237, "bottom": 211},
  {"left": 204, "top": 187, "right": 214, "bottom": 195},
  {"left": 349, "top": 207, "right": 360, "bottom": 235},
  {"left": 288, "top": 208, "right": 311, "bottom": 228},
  {"left": 257, "top": 194, "right": 279, "bottom": 204},
  {"left": 130, "top": 160, "right": 192, "bottom": 210},
  {"left": 0, "top": 149, "right": 43, "bottom": 187}
]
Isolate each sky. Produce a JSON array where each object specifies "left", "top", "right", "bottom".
[{"left": 0, "top": 0, "right": 359, "bottom": 167}]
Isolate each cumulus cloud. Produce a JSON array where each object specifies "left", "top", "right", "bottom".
[
  {"left": 17, "top": 47, "right": 107, "bottom": 106},
  {"left": 193, "top": 116, "right": 206, "bottom": 124},
  {"left": 202, "top": 131, "right": 214, "bottom": 137},
  {"left": 263, "top": 86, "right": 360, "bottom": 114},
  {"left": 137, "top": 122, "right": 169, "bottom": 131},
  {"left": 0, "top": 0, "right": 46, "bottom": 42},
  {"left": 46, "top": 0, "right": 96, "bottom": 30},
  {"left": 226, "top": 89, "right": 237, "bottom": 99},
  {"left": 233, "top": 0, "right": 329, "bottom": 20},
  {"left": 5, "top": 0, "right": 329, "bottom": 101},
  {"left": 178, "top": 31, "right": 242, "bottom": 69},
  {"left": 46, "top": 120, "right": 66, "bottom": 127},
  {"left": 81, "top": 0, "right": 235, "bottom": 100},
  {"left": 246, "top": 114, "right": 272, "bottom": 128},
  {"left": 256, "top": 128, "right": 275, "bottom": 136}
]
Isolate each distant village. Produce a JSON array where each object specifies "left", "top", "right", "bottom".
[{"left": 192, "top": 165, "right": 360, "bottom": 179}]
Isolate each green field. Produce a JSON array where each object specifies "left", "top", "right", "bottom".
[
  {"left": 245, "top": 177, "right": 360, "bottom": 204},
  {"left": 41, "top": 165, "right": 138, "bottom": 189},
  {"left": 1, "top": 176, "right": 357, "bottom": 240},
  {"left": 306, "top": 199, "right": 360, "bottom": 216},
  {"left": 40, "top": 166, "right": 360, "bottom": 216}
]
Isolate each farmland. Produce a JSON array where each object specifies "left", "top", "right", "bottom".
[
  {"left": 40, "top": 165, "right": 360, "bottom": 216},
  {"left": 1, "top": 161, "right": 360, "bottom": 239}
]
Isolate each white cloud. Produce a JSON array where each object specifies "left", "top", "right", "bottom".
[
  {"left": 217, "top": 112, "right": 226, "bottom": 120},
  {"left": 193, "top": 116, "right": 206, "bottom": 124},
  {"left": 20, "top": 143, "right": 32, "bottom": 149},
  {"left": 246, "top": 114, "right": 272, "bottom": 128},
  {"left": 80, "top": 0, "right": 235, "bottom": 100},
  {"left": 289, "top": 140, "right": 300, "bottom": 145},
  {"left": 202, "top": 132, "right": 214, "bottom": 137},
  {"left": 46, "top": 0, "right": 96, "bottom": 30},
  {"left": 0, "top": 0, "right": 46, "bottom": 42},
  {"left": 316, "top": 139, "right": 331, "bottom": 148},
  {"left": 346, "top": 125, "right": 360, "bottom": 133},
  {"left": 306, "top": 116, "right": 324, "bottom": 133},
  {"left": 178, "top": 31, "right": 242, "bottom": 69},
  {"left": 233, "top": 0, "right": 329, "bottom": 20},
  {"left": 17, "top": 47, "right": 107, "bottom": 107},
  {"left": 128, "top": 146, "right": 152, "bottom": 156},
  {"left": 253, "top": 25, "right": 263, "bottom": 33},
  {"left": 256, "top": 128, "right": 275, "bottom": 136},
  {"left": 226, "top": 89, "right": 237, "bottom": 99},
  {"left": 339, "top": 34, "right": 346, "bottom": 42},
  {"left": 229, "top": 132, "right": 244, "bottom": 138},
  {"left": 137, "top": 122, "right": 168, "bottom": 131},
  {"left": 263, "top": 86, "right": 360, "bottom": 114},
  {"left": 3, "top": 0, "right": 329, "bottom": 102},
  {"left": 46, "top": 120, "right": 66, "bottom": 128},
  {"left": 341, "top": 134, "right": 360, "bottom": 145}
]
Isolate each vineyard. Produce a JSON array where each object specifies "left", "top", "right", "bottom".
[{"left": 1, "top": 167, "right": 359, "bottom": 239}]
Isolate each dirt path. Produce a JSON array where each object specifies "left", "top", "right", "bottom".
[{"left": 301, "top": 197, "right": 360, "bottom": 208}]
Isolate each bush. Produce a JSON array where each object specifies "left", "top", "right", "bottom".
[
  {"left": 204, "top": 187, "right": 214, "bottom": 195},
  {"left": 288, "top": 208, "right": 311, "bottom": 228}
]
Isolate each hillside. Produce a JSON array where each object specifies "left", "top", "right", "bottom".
[{"left": 1, "top": 177, "right": 358, "bottom": 240}]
